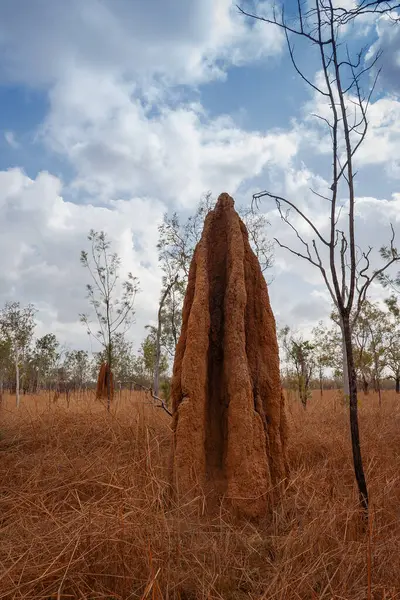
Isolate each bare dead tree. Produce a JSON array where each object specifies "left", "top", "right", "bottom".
[
  {"left": 330, "top": 0, "right": 400, "bottom": 24},
  {"left": 239, "top": 0, "right": 400, "bottom": 513}
]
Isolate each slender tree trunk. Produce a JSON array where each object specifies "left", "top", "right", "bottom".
[
  {"left": 296, "top": 368, "right": 305, "bottom": 408},
  {"left": 373, "top": 357, "right": 382, "bottom": 406},
  {"left": 340, "top": 321, "right": 350, "bottom": 397},
  {"left": 342, "top": 314, "right": 369, "bottom": 513},
  {"left": 319, "top": 366, "right": 323, "bottom": 399},
  {"left": 377, "top": 384, "right": 382, "bottom": 406},
  {"left": 154, "top": 301, "right": 164, "bottom": 397},
  {"left": 299, "top": 374, "right": 307, "bottom": 408},
  {"left": 376, "top": 374, "right": 382, "bottom": 407},
  {"left": 15, "top": 348, "right": 20, "bottom": 408},
  {"left": 106, "top": 342, "right": 112, "bottom": 413},
  {"left": 395, "top": 375, "right": 399, "bottom": 394},
  {"left": 154, "top": 277, "right": 178, "bottom": 396},
  {"left": 154, "top": 344, "right": 161, "bottom": 397},
  {"left": 106, "top": 296, "right": 112, "bottom": 412}
]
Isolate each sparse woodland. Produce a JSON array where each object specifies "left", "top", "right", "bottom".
[
  {"left": 0, "top": 196, "right": 400, "bottom": 598},
  {"left": 1, "top": 218, "right": 399, "bottom": 409},
  {"left": 1, "top": 1, "right": 400, "bottom": 598}
]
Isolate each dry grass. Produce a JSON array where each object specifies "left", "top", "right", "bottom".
[{"left": 0, "top": 388, "right": 399, "bottom": 599}]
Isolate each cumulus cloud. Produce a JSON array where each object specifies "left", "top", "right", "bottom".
[
  {"left": 296, "top": 66, "right": 400, "bottom": 182},
  {"left": 264, "top": 182, "right": 400, "bottom": 330},
  {"left": 41, "top": 67, "right": 299, "bottom": 206},
  {"left": 0, "top": 168, "right": 165, "bottom": 350},
  {"left": 0, "top": 0, "right": 399, "bottom": 352},
  {"left": 366, "top": 12, "right": 400, "bottom": 95},
  {"left": 0, "top": 0, "right": 294, "bottom": 209},
  {"left": 0, "top": 0, "right": 298, "bottom": 348},
  {"left": 354, "top": 97, "right": 400, "bottom": 176},
  {"left": 0, "top": 0, "right": 283, "bottom": 88},
  {"left": 0, "top": 169, "right": 398, "bottom": 351}
]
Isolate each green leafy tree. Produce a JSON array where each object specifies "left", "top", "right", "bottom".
[
  {"left": 291, "top": 339, "right": 315, "bottom": 408},
  {"left": 311, "top": 322, "right": 341, "bottom": 397},
  {"left": 95, "top": 333, "right": 136, "bottom": 385},
  {"left": 30, "top": 333, "right": 60, "bottom": 391},
  {"left": 137, "top": 330, "right": 169, "bottom": 386},
  {"left": 280, "top": 326, "right": 315, "bottom": 408},
  {"left": 80, "top": 230, "right": 140, "bottom": 410},
  {"left": 0, "top": 302, "right": 36, "bottom": 407},
  {"left": 0, "top": 336, "right": 12, "bottom": 399},
  {"left": 383, "top": 296, "right": 400, "bottom": 394},
  {"left": 351, "top": 303, "right": 388, "bottom": 403},
  {"left": 63, "top": 350, "right": 92, "bottom": 390}
]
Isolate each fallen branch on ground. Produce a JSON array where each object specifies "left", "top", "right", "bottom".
[{"left": 132, "top": 382, "right": 172, "bottom": 417}]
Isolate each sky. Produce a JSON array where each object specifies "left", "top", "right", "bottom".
[{"left": 0, "top": 0, "right": 399, "bottom": 352}]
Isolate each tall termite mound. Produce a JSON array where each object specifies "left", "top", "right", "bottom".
[{"left": 171, "top": 193, "right": 288, "bottom": 517}]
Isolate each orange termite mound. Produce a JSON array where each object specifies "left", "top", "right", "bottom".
[
  {"left": 171, "top": 193, "right": 288, "bottom": 517},
  {"left": 96, "top": 362, "right": 114, "bottom": 400}
]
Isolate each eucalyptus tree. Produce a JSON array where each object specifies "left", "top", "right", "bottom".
[
  {"left": 80, "top": 230, "right": 140, "bottom": 410},
  {"left": 0, "top": 302, "right": 36, "bottom": 407}
]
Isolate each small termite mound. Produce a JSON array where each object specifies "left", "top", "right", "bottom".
[
  {"left": 171, "top": 193, "right": 288, "bottom": 517},
  {"left": 96, "top": 362, "right": 114, "bottom": 401}
]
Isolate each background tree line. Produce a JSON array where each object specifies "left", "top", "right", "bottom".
[
  {"left": 279, "top": 296, "right": 400, "bottom": 408},
  {"left": 2, "top": 205, "right": 400, "bottom": 410},
  {"left": 0, "top": 193, "right": 273, "bottom": 406}
]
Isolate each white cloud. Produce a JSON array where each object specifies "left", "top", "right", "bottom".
[
  {"left": 0, "top": 0, "right": 294, "bottom": 210},
  {"left": 0, "top": 168, "right": 165, "bottom": 350},
  {"left": 297, "top": 67, "right": 400, "bottom": 181},
  {"left": 0, "top": 0, "right": 298, "bottom": 349},
  {"left": 355, "top": 98, "right": 400, "bottom": 173},
  {"left": 0, "top": 0, "right": 283, "bottom": 88},
  {"left": 0, "top": 173, "right": 398, "bottom": 353},
  {"left": 366, "top": 12, "right": 400, "bottom": 94},
  {"left": 0, "top": 0, "right": 399, "bottom": 352},
  {"left": 265, "top": 184, "right": 400, "bottom": 330},
  {"left": 41, "top": 67, "right": 299, "bottom": 207},
  {"left": 4, "top": 130, "right": 19, "bottom": 148}
]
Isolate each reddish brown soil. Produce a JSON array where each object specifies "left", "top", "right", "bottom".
[{"left": 171, "top": 193, "right": 288, "bottom": 517}]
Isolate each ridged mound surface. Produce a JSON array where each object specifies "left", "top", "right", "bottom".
[{"left": 171, "top": 193, "right": 288, "bottom": 517}]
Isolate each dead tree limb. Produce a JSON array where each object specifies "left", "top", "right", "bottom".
[
  {"left": 133, "top": 380, "right": 172, "bottom": 417},
  {"left": 241, "top": 0, "right": 400, "bottom": 515}
]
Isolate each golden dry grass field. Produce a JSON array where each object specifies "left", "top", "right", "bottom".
[{"left": 0, "top": 389, "right": 399, "bottom": 599}]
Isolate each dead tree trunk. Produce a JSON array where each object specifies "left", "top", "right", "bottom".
[{"left": 343, "top": 314, "right": 368, "bottom": 512}]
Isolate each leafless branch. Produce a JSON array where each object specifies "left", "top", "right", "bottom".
[
  {"left": 236, "top": 4, "right": 334, "bottom": 45},
  {"left": 253, "top": 191, "right": 330, "bottom": 246},
  {"left": 241, "top": 0, "right": 400, "bottom": 514},
  {"left": 133, "top": 381, "right": 172, "bottom": 417}
]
